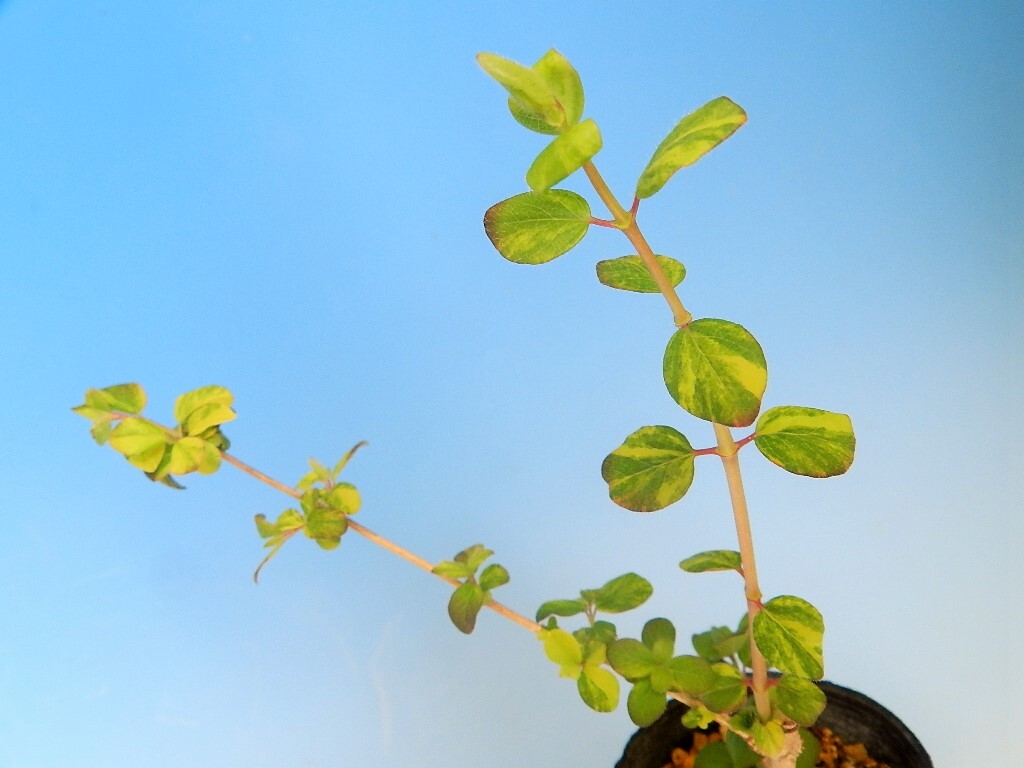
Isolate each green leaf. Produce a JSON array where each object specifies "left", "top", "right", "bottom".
[
  {"left": 454, "top": 543, "right": 494, "bottom": 572},
  {"left": 680, "top": 550, "right": 743, "bottom": 574},
  {"left": 663, "top": 319, "right": 767, "bottom": 428},
  {"left": 540, "top": 628, "right": 583, "bottom": 678},
  {"left": 255, "top": 509, "right": 304, "bottom": 540},
  {"left": 664, "top": 655, "right": 716, "bottom": 695},
  {"left": 754, "top": 406, "right": 855, "bottom": 478},
  {"left": 484, "top": 190, "right": 591, "bottom": 265},
  {"left": 771, "top": 675, "right": 826, "bottom": 726},
  {"left": 506, "top": 49, "right": 584, "bottom": 135},
  {"left": 795, "top": 729, "right": 820, "bottom": 768},
  {"left": 82, "top": 383, "right": 147, "bottom": 414},
  {"left": 602, "top": 425, "right": 695, "bottom": 512},
  {"left": 702, "top": 663, "right": 747, "bottom": 712},
  {"left": 108, "top": 418, "right": 168, "bottom": 471},
  {"left": 577, "top": 665, "right": 619, "bottom": 713},
  {"left": 641, "top": 618, "right": 676, "bottom": 662},
  {"left": 304, "top": 500, "right": 348, "bottom": 548},
  {"left": 332, "top": 441, "right": 368, "bottom": 477},
  {"left": 725, "top": 730, "right": 763, "bottom": 768},
  {"left": 477, "top": 52, "right": 566, "bottom": 132},
  {"left": 636, "top": 96, "right": 747, "bottom": 199},
  {"left": 753, "top": 596, "right": 824, "bottom": 679},
  {"left": 478, "top": 563, "right": 510, "bottom": 591},
  {"left": 448, "top": 581, "right": 486, "bottom": 634},
  {"left": 682, "top": 705, "right": 716, "bottom": 730},
  {"left": 432, "top": 560, "right": 473, "bottom": 579},
  {"left": 607, "top": 638, "right": 655, "bottom": 680},
  {"left": 693, "top": 741, "right": 734, "bottom": 768},
  {"left": 526, "top": 119, "right": 602, "bottom": 192},
  {"left": 596, "top": 255, "right": 686, "bottom": 293},
  {"left": 626, "top": 678, "right": 667, "bottom": 727},
  {"left": 536, "top": 598, "right": 588, "bottom": 622},
  {"left": 692, "top": 626, "right": 736, "bottom": 661},
  {"left": 749, "top": 719, "right": 786, "bottom": 757},
  {"left": 593, "top": 572, "right": 653, "bottom": 613}
]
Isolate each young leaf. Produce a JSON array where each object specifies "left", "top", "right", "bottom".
[
  {"left": 432, "top": 560, "right": 474, "bottom": 579},
  {"left": 478, "top": 563, "right": 510, "bottom": 591},
  {"left": 771, "top": 674, "right": 826, "bottom": 726},
  {"left": 593, "top": 572, "right": 653, "bottom": 613},
  {"left": 663, "top": 319, "right": 767, "bottom": 428},
  {"left": 692, "top": 626, "right": 736, "bottom": 662},
  {"left": 577, "top": 665, "right": 619, "bottom": 712},
  {"left": 108, "top": 418, "right": 168, "bottom": 472},
  {"left": 680, "top": 550, "right": 743, "bottom": 574},
  {"left": 84, "top": 383, "right": 147, "bottom": 414},
  {"left": 754, "top": 406, "right": 855, "bottom": 477},
  {"left": 692, "top": 741, "right": 734, "bottom": 768},
  {"left": 304, "top": 501, "right": 348, "bottom": 548},
  {"left": 526, "top": 119, "right": 602, "bottom": 192},
  {"left": 483, "top": 190, "right": 591, "bottom": 264},
  {"left": 625, "top": 678, "right": 667, "bottom": 727},
  {"left": 326, "top": 483, "right": 361, "bottom": 514},
  {"left": 682, "top": 705, "right": 717, "bottom": 730},
  {"left": 752, "top": 596, "right": 824, "bottom": 679},
  {"left": 506, "top": 49, "right": 584, "bottom": 135},
  {"left": 702, "top": 663, "right": 747, "bottom": 712},
  {"left": 454, "top": 543, "right": 494, "bottom": 572},
  {"left": 596, "top": 255, "right": 686, "bottom": 293},
  {"left": 173, "top": 385, "right": 233, "bottom": 424},
  {"left": 477, "top": 53, "right": 566, "bottom": 132},
  {"left": 181, "top": 402, "right": 236, "bottom": 436},
  {"left": 540, "top": 627, "right": 583, "bottom": 678},
  {"left": 535, "top": 598, "right": 588, "bottom": 622},
  {"left": 332, "top": 441, "right": 368, "bottom": 478},
  {"left": 448, "top": 581, "right": 486, "bottom": 634},
  {"left": 636, "top": 97, "right": 747, "bottom": 199},
  {"left": 664, "top": 655, "right": 716, "bottom": 696},
  {"left": 725, "top": 730, "right": 763, "bottom": 768},
  {"left": 641, "top": 618, "right": 676, "bottom": 662},
  {"left": 602, "top": 425, "right": 695, "bottom": 512},
  {"left": 607, "top": 638, "right": 655, "bottom": 680},
  {"left": 166, "top": 436, "right": 210, "bottom": 475}
]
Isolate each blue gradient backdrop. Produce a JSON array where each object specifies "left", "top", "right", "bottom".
[{"left": 1, "top": 2, "right": 1021, "bottom": 766}]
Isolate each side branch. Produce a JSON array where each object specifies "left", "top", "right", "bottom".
[{"left": 221, "top": 452, "right": 541, "bottom": 633}]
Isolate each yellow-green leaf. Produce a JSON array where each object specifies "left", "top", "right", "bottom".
[
  {"left": 477, "top": 52, "right": 566, "bottom": 132},
  {"left": 166, "top": 436, "right": 208, "bottom": 475},
  {"left": 753, "top": 596, "right": 824, "bottom": 679},
  {"left": 772, "top": 675, "right": 826, "bottom": 726},
  {"left": 526, "top": 119, "right": 602, "bottom": 192},
  {"left": 577, "top": 665, "right": 619, "bottom": 712},
  {"left": 483, "top": 190, "right": 591, "bottom": 264},
  {"left": 540, "top": 627, "right": 583, "bottom": 679},
  {"left": 505, "top": 49, "right": 583, "bottom": 135},
  {"left": 82, "top": 383, "right": 147, "bottom": 414},
  {"left": 602, "top": 425, "right": 695, "bottom": 512},
  {"left": 108, "top": 418, "right": 167, "bottom": 468},
  {"left": 596, "top": 255, "right": 686, "bottom": 293},
  {"left": 636, "top": 97, "right": 747, "bottom": 199},
  {"left": 663, "top": 319, "right": 767, "bottom": 427},
  {"left": 754, "top": 406, "right": 855, "bottom": 477},
  {"left": 679, "top": 550, "right": 743, "bottom": 574},
  {"left": 173, "top": 385, "right": 233, "bottom": 424}
]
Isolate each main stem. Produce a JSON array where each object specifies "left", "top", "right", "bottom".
[{"left": 583, "top": 161, "right": 771, "bottom": 721}]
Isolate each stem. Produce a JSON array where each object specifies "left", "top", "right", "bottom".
[
  {"left": 712, "top": 424, "right": 772, "bottom": 722},
  {"left": 582, "top": 162, "right": 692, "bottom": 327},
  {"left": 221, "top": 452, "right": 541, "bottom": 634}
]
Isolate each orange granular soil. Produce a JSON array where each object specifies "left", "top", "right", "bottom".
[{"left": 661, "top": 726, "right": 891, "bottom": 768}]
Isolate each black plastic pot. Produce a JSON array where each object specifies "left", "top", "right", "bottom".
[{"left": 615, "top": 680, "right": 932, "bottom": 768}]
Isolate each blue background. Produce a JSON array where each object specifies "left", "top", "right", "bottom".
[{"left": 1, "top": 2, "right": 1021, "bottom": 766}]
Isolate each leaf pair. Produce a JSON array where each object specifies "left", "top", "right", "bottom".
[
  {"left": 602, "top": 407, "right": 854, "bottom": 513},
  {"left": 73, "top": 383, "right": 235, "bottom": 488},
  {"left": 539, "top": 624, "right": 620, "bottom": 713},
  {"left": 253, "top": 450, "right": 365, "bottom": 581},
  {"left": 535, "top": 572, "right": 653, "bottom": 624},
  {"left": 432, "top": 544, "right": 510, "bottom": 634},
  {"left": 607, "top": 618, "right": 716, "bottom": 726}
]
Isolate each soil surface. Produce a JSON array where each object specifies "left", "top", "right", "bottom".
[{"left": 657, "top": 725, "right": 891, "bottom": 768}]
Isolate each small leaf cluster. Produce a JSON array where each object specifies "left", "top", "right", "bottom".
[
  {"left": 73, "top": 383, "right": 234, "bottom": 488},
  {"left": 432, "top": 544, "right": 510, "bottom": 634},
  {"left": 535, "top": 573, "right": 653, "bottom": 714},
  {"left": 253, "top": 446, "right": 366, "bottom": 581}
]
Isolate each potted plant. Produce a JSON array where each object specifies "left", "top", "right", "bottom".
[{"left": 72, "top": 49, "right": 931, "bottom": 768}]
